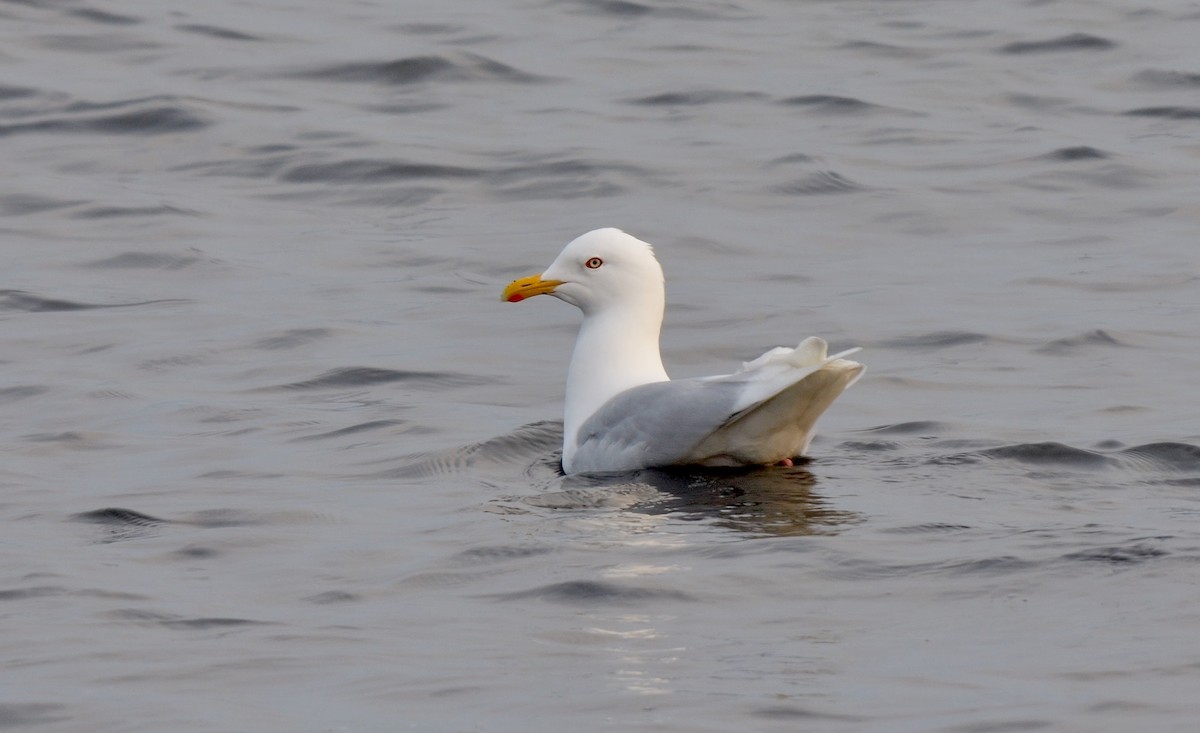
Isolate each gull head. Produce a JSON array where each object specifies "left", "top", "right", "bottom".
[{"left": 502, "top": 228, "right": 664, "bottom": 316}]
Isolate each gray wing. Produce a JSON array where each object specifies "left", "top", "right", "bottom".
[{"left": 571, "top": 378, "right": 743, "bottom": 473}]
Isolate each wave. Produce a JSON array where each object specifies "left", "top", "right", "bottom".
[
  {"left": 999, "top": 33, "right": 1117, "bottom": 54},
  {"left": 291, "top": 52, "right": 544, "bottom": 85}
]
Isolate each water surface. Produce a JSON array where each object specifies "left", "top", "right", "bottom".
[{"left": 2, "top": 0, "right": 1199, "bottom": 731}]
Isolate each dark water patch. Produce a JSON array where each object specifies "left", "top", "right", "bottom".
[
  {"left": 268, "top": 367, "right": 487, "bottom": 391},
  {"left": 1035, "top": 329, "right": 1122, "bottom": 354},
  {"left": 74, "top": 508, "right": 168, "bottom": 542},
  {"left": 753, "top": 706, "right": 862, "bottom": 721},
  {"left": 70, "top": 7, "right": 141, "bottom": 24},
  {"left": 999, "top": 33, "right": 1116, "bottom": 54},
  {"left": 1038, "top": 146, "right": 1109, "bottom": 161},
  {"left": 294, "top": 52, "right": 542, "bottom": 85},
  {"left": 628, "top": 90, "right": 766, "bottom": 106},
  {"left": 766, "top": 152, "right": 816, "bottom": 166},
  {"left": 0, "top": 84, "right": 38, "bottom": 101},
  {"left": 0, "top": 106, "right": 210, "bottom": 137},
  {"left": 982, "top": 443, "right": 1113, "bottom": 467},
  {"left": 305, "top": 590, "right": 360, "bottom": 604},
  {"left": 173, "top": 545, "right": 219, "bottom": 559},
  {"left": 1004, "top": 93, "right": 1082, "bottom": 113},
  {"left": 1025, "top": 274, "right": 1197, "bottom": 293},
  {"left": 0, "top": 585, "right": 148, "bottom": 602},
  {"left": 73, "top": 204, "right": 199, "bottom": 219},
  {"left": 0, "top": 193, "right": 85, "bottom": 216},
  {"left": 85, "top": 251, "right": 202, "bottom": 269},
  {"left": 838, "top": 40, "right": 926, "bottom": 59},
  {"left": 1157, "top": 477, "right": 1200, "bottom": 487},
  {"left": 1124, "top": 106, "right": 1200, "bottom": 120},
  {"left": 880, "top": 331, "right": 988, "bottom": 349},
  {"left": 0, "top": 703, "right": 69, "bottom": 729},
  {"left": 490, "top": 580, "right": 694, "bottom": 605},
  {"left": 176, "top": 23, "right": 263, "bottom": 41},
  {"left": 292, "top": 419, "right": 406, "bottom": 441},
  {"left": 73, "top": 507, "right": 168, "bottom": 527},
  {"left": 779, "top": 94, "right": 881, "bottom": 113},
  {"left": 0, "top": 385, "right": 48, "bottom": 402},
  {"left": 109, "top": 609, "right": 271, "bottom": 629},
  {"left": 1062, "top": 543, "right": 1168, "bottom": 565},
  {"left": 254, "top": 328, "right": 334, "bottom": 350},
  {"left": 859, "top": 420, "right": 946, "bottom": 435},
  {"left": 561, "top": 0, "right": 735, "bottom": 20},
  {"left": 773, "top": 171, "right": 865, "bottom": 195},
  {"left": 0, "top": 289, "right": 185, "bottom": 312},
  {"left": 1117, "top": 443, "right": 1200, "bottom": 471},
  {"left": 0, "top": 586, "right": 66, "bottom": 601},
  {"left": 74, "top": 507, "right": 263, "bottom": 531},
  {"left": 1131, "top": 69, "right": 1200, "bottom": 88},
  {"left": 280, "top": 159, "right": 480, "bottom": 184},
  {"left": 839, "top": 440, "right": 901, "bottom": 452}
]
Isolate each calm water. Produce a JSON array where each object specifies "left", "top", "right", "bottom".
[{"left": 3, "top": 0, "right": 1200, "bottom": 730}]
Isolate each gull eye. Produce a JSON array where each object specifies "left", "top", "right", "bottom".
[{"left": 585, "top": 257, "right": 603, "bottom": 269}]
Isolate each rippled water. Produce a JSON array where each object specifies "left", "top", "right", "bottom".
[{"left": 3, "top": 0, "right": 1200, "bottom": 730}]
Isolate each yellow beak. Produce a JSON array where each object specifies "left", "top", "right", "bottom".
[{"left": 502, "top": 274, "right": 563, "bottom": 302}]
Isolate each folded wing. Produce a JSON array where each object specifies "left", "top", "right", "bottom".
[{"left": 570, "top": 337, "right": 864, "bottom": 473}]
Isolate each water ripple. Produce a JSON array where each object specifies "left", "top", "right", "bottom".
[
  {"left": 1035, "top": 329, "right": 1123, "bottom": 355},
  {"left": 999, "top": 33, "right": 1117, "bottom": 54},
  {"left": 628, "top": 90, "right": 767, "bottom": 106},
  {"left": 1123, "top": 106, "right": 1200, "bottom": 120},
  {"left": 488, "top": 580, "right": 695, "bottom": 605},
  {"left": 0, "top": 290, "right": 185, "bottom": 312},
  {"left": 0, "top": 105, "right": 209, "bottom": 137},
  {"left": 1038, "top": 146, "right": 1110, "bottom": 161},
  {"left": 880, "top": 331, "right": 988, "bottom": 349},
  {"left": 1130, "top": 69, "right": 1200, "bottom": 88},
  {"left": 779, "top": 94, "right": 883, "bottom": 113},
  {"left": 773, "top": 171, "right": 867, "bottom": 195},
  {"left": 175, "top": 23, "right": 263, "bottom": 41},
  {"left": 266, "top": 367, "right": 489, "bottom": 391},
  {"left": 292, "top": 52, "right": 544, "bottom": 85}
]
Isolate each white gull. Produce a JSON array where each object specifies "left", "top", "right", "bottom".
[{"left": 502, "top": 228, "right": 864, "bottom": 474}]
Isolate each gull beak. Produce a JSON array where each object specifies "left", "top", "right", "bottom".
[{"left": 502, "top": 274, "right": 564, "bottom": 302}]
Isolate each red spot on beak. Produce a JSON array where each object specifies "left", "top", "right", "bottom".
[{"left": 507, "top": 293, "right": 525, "bottom": 303}]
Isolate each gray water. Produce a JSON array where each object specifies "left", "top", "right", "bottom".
[{"left": 3, "top": 0, "right": 1200, "bottom": 730}]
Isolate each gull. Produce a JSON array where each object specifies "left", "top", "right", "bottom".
[{"left": 502, "top": 228, "right": 863, "bottom": 474}]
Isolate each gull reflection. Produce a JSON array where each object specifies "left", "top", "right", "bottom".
[{"left": 526, "top": 461, "right": 860, "bottom": 537}]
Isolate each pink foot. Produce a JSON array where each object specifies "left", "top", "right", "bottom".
[{"left": 777, "top": 457, "right": 794, "bottom": 467}]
